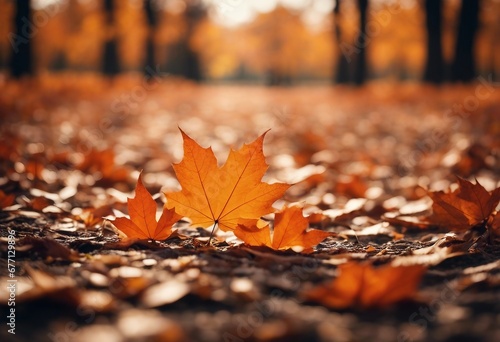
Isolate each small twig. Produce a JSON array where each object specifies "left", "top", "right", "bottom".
[{"left": 350, "top": 227, "right": 361, "bottom": 245}]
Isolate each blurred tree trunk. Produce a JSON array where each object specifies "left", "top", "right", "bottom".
[
  {"left": 102, "top": 0, "right": 120, "bottom": 77},
  {"left": 265, "top": 14, "right": 291, "bottom": 86},
  {"left": 353, "top": 0, "right": 368, "bottom": 85},
  {"left": 423, "top": 0, "right": 444, "bottom": 83},
  {"left": 266, "top": 70, "right": 291, "bottom": 86},
  {"left": 143, "top": 0, "right": 157, "bottom": 80},
  {"left": 451, "top": 0, "right": 479, "bottom": 82},
  {"left": 166, "top": 3, "right": 203, "bottom": 82},
  {"left": 9, "top": 0, "right": 33, "bottom": 78},
  {"left": 182, "top": 4, "right": 203, "bottom": 82},
  {"left": 333, "top": 0, "right": 350, "bottom": 84},
  {"left": 493, "top": 8, "right": 500, "bottom": 82}
]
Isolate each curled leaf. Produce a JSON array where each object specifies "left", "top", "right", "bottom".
[{"left": 427, "top": 178, "right": 500, "bottom": 231}]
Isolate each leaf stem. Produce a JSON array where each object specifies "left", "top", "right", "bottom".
[{"left": 207, "top": 220, "right": 218, "bottom": 246}]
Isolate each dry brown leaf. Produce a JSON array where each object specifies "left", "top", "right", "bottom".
[
  {"left": 26, "top": 196, "right": 53, "bottom": 211},
  {"left": 5, "top": 267, "right": 115, "bottom": 312},
  {"left": 17, "top": 236, "right": 79, "bottom": 261},
  {"left": 334, "top": 174, "right": 369, "bottom": 198},
  {"left": 304, "top": 262, "right": 426, "bottom": 309},
  {"left": 489, "top": 212, "right": 500, "bottom": 239},
  {"left": 76, "top": 204, "right": 115, "bottom": 227},
  {"left": 427, "top": 178, "right": 500, "bottom": 231},
  {"left": 140, "top": 279, "right": 190, "bottom": 308},
  {"left": 0, "top": 190, "right": 15, "bottom": 209},
  {"left": 77, "top": 148, "right": 129, "bottom": 184},
  {"left": 24, "top": 160, "right": 44, "bottom": 180}
]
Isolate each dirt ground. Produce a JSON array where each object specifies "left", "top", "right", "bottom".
[{"left": 0, "top": 75, "right": 499, "bottom": 342}]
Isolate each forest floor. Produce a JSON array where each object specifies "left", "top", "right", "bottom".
[{"left": 0, "top": 75, "right": 500, "bottom": 342}]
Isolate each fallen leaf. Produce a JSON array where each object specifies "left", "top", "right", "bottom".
[
  {"left": 334, "top": 174, "right": 369, "bottom": 198},
  {"left": 234, "top": 206, "right": 333, "bottom": 252},
  {"left": 76, "top": 204, "right": 115, "bottom": 227},
  {"left": 78, "top": 290, "right": 116, "bottom": 313},
  {"left": 452, "top": 143, "right": 490, "bottom": 177},
  {"left": 112, "top": 172, "right": 181, "bottom": 240},
  {"left": 25, "top": 159, "right": 45, "bottom": 180},
  {"left": 110, "top": 275, "right": 153, "bottom": 298},
  {"left": 77, "top": 148, "right": 129, "bottom": 184},
  {"left": 165, "top": 129, "right": 290, "bottom": 232},
  {"left": 14, "top": 266, "right": 79, "bottom": 304},
  {"left": 382, "top": 214, "right": 432, "bottom": 230},
  {"left": 365, "top": 245, "right": 377, "bottom": 253},
  {"left": 103, "top": 234, "right": 181, "bottom": 250},
  {"left": 0, "top": 133, "right": 21, "bottom": 162},
  {"left": 0, "top": 190, "right": 15, "bottom": 209},
  {"left": 427, "top": 178, "right": 500, "bottom": 231},
  {"left": 304, "top": 262, "right": 426, "bottom": 309},
  {"left": 140, "top": 279, "right": 190, "bottom": 308},
  {"left": 4, "top": 267, "right": 115, "bottom": 312},
  {"left": 17, "top": 236, "right": 79, "bottom": 261},
  {"left": 307, "top": 212, "right": 331, "bottom": 226},
  {"left": 489, "top": 212, "right": 500, "bottom": 239},
  {"left": 234, "top": 220, "right": 272, "bottom": 248},
  {"left": 117, "top": 309, "right": 187, "bottom": 341},
  {"left": 26, "top": 196, "right": 53, "bottom": 211}
]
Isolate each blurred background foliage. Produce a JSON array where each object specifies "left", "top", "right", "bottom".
[{"left": 0, "top": 0, "right": 499, "bottom": 84}]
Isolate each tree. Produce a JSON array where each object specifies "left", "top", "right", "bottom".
[
  {"left": 102, "top": 0, "right": 120, "bottom": 76},
  {"left": 423, "top": 0, "right": 444, "bottom": 83},
  {"left": 333, "top": 0, "right": 368, "bottom": 85},
  {"left": 333, "top": 0, "right": 350, "bottom": 84},
  {"left": 143, "top": 0, "right": 158, "bottom": 80},
  {"left": 451, "top": 0, "right": 480, "bottom": 82},
  {"left": 166, "top": 1, "right": 204, "bottom": 81},
  {"left": 353, "top": 0, "right": 368, "bottom": 85},
  {"left": 9, "top": 0, "right": 33, "bottom": 78}
]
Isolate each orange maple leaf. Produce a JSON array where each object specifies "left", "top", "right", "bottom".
[
  {"left": 165, "top": 129, "right": 290, "bottom": 233},
  {"left": 304, "top": 262, "right": 426, "bottom": 309},
  {"left": 427, "top": 178, "right": 500, "bottom": 231},
  {"left": 234, "top": 206, "right": 333, "bottom": 252},
  {"left": 112, "top": 173, "right": 181, "bottom": 240}
]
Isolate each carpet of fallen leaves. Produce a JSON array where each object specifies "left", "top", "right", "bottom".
[{"left": 1, "top": 74, "right": 500, "bottom": 342}]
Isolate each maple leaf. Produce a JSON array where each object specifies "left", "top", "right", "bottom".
[
  {"left": 165, "top": 129, "right": 290, "bottom": 233},
  {"left": 112, "top": 172, "right": 181, "bottom": 240},
  {"left": 304, "top": 262, "right": 426, "bottom": 309},
  {"left": 427, "top": 178, "right": 500, "bottom": 231},
  {"left": 234, "top": 206, "right": 333, "bottom": 252}
]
